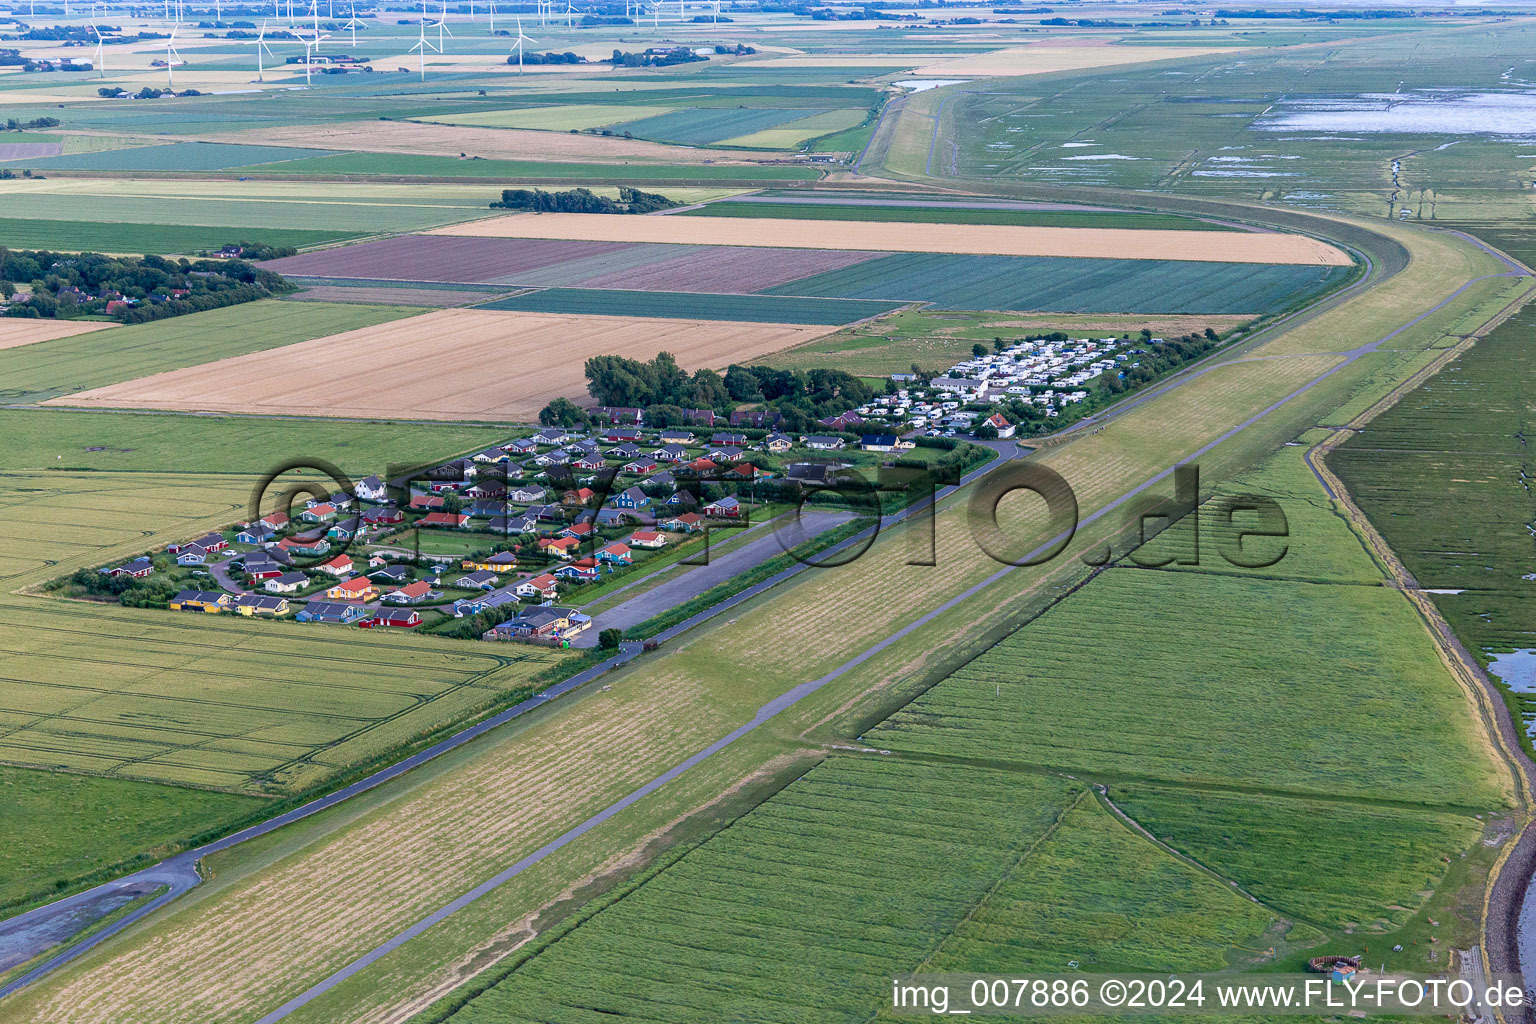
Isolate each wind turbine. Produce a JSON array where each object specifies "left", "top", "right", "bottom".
[
  {"left": 89, "top": 20, "right": 104, "bottom": 76},
  {"left": 248, "top": 19, "right": 276, "bottom": 81},
  {"left": 296, "top": 28, "right": 328, "bottom": 84},
  {"left": 164, "top": 23, "right": 182, "bottom": 89},
  {"left": 563, "top": 0, "right": 573, "bottom": 27},
  {"left": 408, "top": 16, "right": 432, "bottom": 79},
  {"left": 510, "top": 12, "right": 534, "bottom": 72},
  {"left": 711, "top": 0, "right": 718, "bottom": 23},
  {"left": 487, "top": 0, "right": 495, "bottom": 33},
  {"left": 341, "top": 3, "right": 361, "bottom": 45},
  {"left": 436, "top": 0, "right": 453, "bottom": 52},
  {"left": 650, "top": 1, "right": 659, "bottom": 28}
]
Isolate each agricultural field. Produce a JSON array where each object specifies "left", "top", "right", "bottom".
[
  {"left": 680, "top": 199, "right": 1229, "bottom": 230},
  {"left": 0, "top": 593, "right": 566, "bottom": 793},
  {"left": 18, "top": 141, "right": 335, "bottom": 172},
  {"left": 474, "top": 288, "right": 902, "bottom": 324},
  {"left": 0, "top": 319, "right": 114, "bottom": 353},
  {"left": 48, "top": 308, "right": 837, "bottom": 421},
  {"left": 430, "top": 213, "right": 1353, "bottom": 264},
  {"left": 769, "top": 253, "right": 1350, "bottom": 315},
  {"left": 0, "top": 219, "right": 350, "bottom": 255},
  {"left": 1330, "top": 304, "right": 1536, "bottom": 732},
  {"left": 0, "top": 301, "right": 416, "bottom": 405}
]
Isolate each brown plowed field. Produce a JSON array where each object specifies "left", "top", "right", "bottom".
[
  {"left": 46, "top": 309, "right": 834, "bottom": 422},
  {"left": 429, "top": 213, "right": 1353, "bottom": 266},
  {"left": 577, "top": 245, "right": 884, "bottom": 293},
  {"left": 264, "top": 236, "right": 632, "bottom": 283}
]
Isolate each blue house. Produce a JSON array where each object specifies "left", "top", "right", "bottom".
[
  {"left": 610, "top": 486, "right": 650, "bottom": 510},
  {"left": 296, "top": 601, "right": 368, "bottom": 624}
]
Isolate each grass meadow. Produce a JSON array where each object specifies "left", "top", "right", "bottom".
[
  {"left": 475, "top": 288, "right": 904, "bottom": 324},
  {"left": 0, "top": 218, "right": 353, "bottom": 255},
  {"left": 0, "top": 300, "right": 419, "bottom": 405},
  {"left": 0, "top": 766, "right": 261, "bottom": 913}
]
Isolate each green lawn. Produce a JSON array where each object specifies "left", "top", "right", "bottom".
[
  {"left": 0, "top": 765, "right": 262, "bottom": 913},
  {"left": 0, "top": 300, "right": 421, "bottom": 405},
  {"left": 475, "top": 288, "right": 905, "bottom": 325}
]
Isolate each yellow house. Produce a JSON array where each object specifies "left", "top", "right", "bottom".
[
  {"left": 325, "top": 578, "right": 378, "bottom": 601},
  {"left": 462, "top": 552, "right": 519, "bottom": 573},
  {"left": 235, "top": 594, "right": 290, "bottom": 616},
  {"left": 170, "top": 589, "right": 231, "bottom": 613}
]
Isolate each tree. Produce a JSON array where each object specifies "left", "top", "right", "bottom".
[
  {"left": 972, "top": 343, "right": 987, "bottom": 358},
  {"left": 539, "top": 396, "right": 587, "bottom": 428},
  {"left": 598, "top": 627, "right": 624, "bottom": 650},
  {"left": 973, "top": 421, "right": 999, "bottom": 440},
  {"left": 442, "top": 494, "right": 464, "bottom": 515},
  {"left": 992, "top": 336, "right": 1007, "bottom": 353}
]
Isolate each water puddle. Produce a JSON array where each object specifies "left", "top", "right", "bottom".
[{"left": 1256, "top": 89, "right": 1536, "bottom": 136}]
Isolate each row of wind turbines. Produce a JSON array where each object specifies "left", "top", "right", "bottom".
[{"left": 79, "top": 0, "right": 724, "bottom": 90}]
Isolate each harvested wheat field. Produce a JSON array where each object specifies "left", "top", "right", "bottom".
[
  {"left": 0, "top": 318, "right": 115, "bottom": 352},
  {"left": 915, "top": 42, "right": 1239, "bottom": 77},
  {"left": 47, "top": 308, "right": 834, "bottom": 421},
  {"left": 198, "top": 120, "right": 776, "bottom": 165},
  {"left": 430, "top": 213, "right": 1352, "bottom": 266}
]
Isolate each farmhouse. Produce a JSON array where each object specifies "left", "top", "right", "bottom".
[
  {"left": 234, "top": 594, "right": 289, "bottom": 617},
  {"left": 170, "top": 590, "right": 230, "bottom": 613}
]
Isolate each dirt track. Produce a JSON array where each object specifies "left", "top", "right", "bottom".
[{"left": 429, "top": 213, "right": 1353, "bottom": 265}]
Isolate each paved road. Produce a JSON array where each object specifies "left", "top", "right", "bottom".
[
  {"left": 568, "top": 510, "right": 855, "bottom": 647},
  {"left": 252, "top": 226, "right": 1491, "bottom": 1023}
]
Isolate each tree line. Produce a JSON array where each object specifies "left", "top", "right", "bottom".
[
  {"left": 0, "top": 249, "right": 293, "bottom": 322},
  {"left": 490, "top": 186, "right": 679, "bottom": 214}
]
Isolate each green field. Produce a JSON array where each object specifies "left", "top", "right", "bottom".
[
  {"left": 475, "top": 287, "right": 904, "bottom": 324},
  {"left": 17, "top": 142, "right": 336, "bottom": 172},
  {"left": 720, "top": 109, "right": 870, "bottom": 150},
  {"left": 683, "top": 200, "right": 1227, "bottom": 230},
  {"left": 238, "top": 152, "right": 823, "bottom": 182},
  {"left": 0, "top": 300, "right": 419, "bottom": 405},
  {"left": 416, "top": 104, "right": 677, "bottom": 131},
  {"left": 1331, "top": 303, "right": 1536, "bottom": 729},
  {"left": 764, "top": 253, "right": 1350, "bottom": 315},
  {"left": 0, "top": 408, "right": 511, "bottom": 475},
  {"left": 0, "top": 766, "right": 262, "bottom": 913},
  {"left": 612, "top": 106, "right": 857, "bottom": 146},
  {"left": 0, "top": 218, "right": 355, "bottom": 255}
]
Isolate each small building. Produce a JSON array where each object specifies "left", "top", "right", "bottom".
[
  {"left": 265, "top": 572, "right": 309, "bottom": 594},
  {"left": 234, "top": 593, "right": 289, "bottom": 617},
  {"left": 661, "top": 513, "right": 703, "bottom": 533},
  {"left": 170, "top": 589, "right": 230, "bottom": 613},
  {"left": 299, "top": 503, "right": 337, "bottom": 523},
  {"left": 385, "top": 580, "right": 434, "bottom": 604},
  {"left": 355, "top": 475, "right": 388, "bottom": 502},
  {"left": 515, "top": 573, "right": 559, "bottom": 601},
  {"left": 555, "top": 559, "right": 600, "bottom": 583},
  {"left": 456, "top": 570, "right": 500, "bottom": 591},
  {"left": 325, "top": 577, "right": 378, "bottom": 602},
  {"left": 418, "top": 511, "right": 471, "bottom": 529},
  {"left": 763, "top": 433, "right": 793, "bottom": 454},
  {"left": 175, "top": 546, "right": 209, "bottom": 567},
  {"left": 628, "top": 530, "right": 666, "bottom": 549},
  {"left": 235, "top": 527, "right": 276, "bottom": 545},
  {"left": 859, "top": 434, "right": 905, "bottom": 452},
  {"left": 103, "top": 556, "right": 155, "bottom": 579},
  {"left": 317, "top": 554, "right": 355, "bottom": 577},
  {"left": 803, "top": 435, "right": 846, "bottom": 451},
  {"left": 610, "top": 486, "right": 649, "bottom": 510},
  {"left": 366, "top": 607, "right": 422, "bottom": 628},
  {"left": 704, "top": 496, "right": 743, "bottom": 518},
  {"left": 463, "top": 551, "right": 518, "bottom": 573},
  {"left": 363, "top": 507, "right": 406, "bottom": 526},
  {"left": 296, "top": 601, "right": 368, "bottom": 624},
  {"left": 369, "top": 564, "right": 411, "bottom": 584},
  {"left": 982, "top": 412, "right": 1016, "bottom": 439}
]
